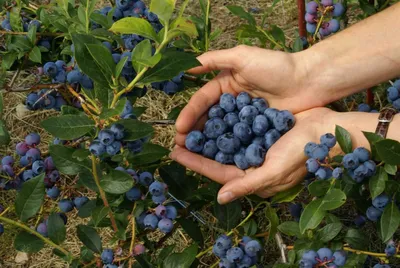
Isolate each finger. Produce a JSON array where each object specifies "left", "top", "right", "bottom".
[
  {"left": 175, "top": 113, "right": 209, "bottom": 147},
  {"left": 255, "top": 178, "right": 303, "bottom": 199},
  {"left": 175, "top": 71, "right": 236, "bottom": 134},
  {"left": 188, "top": 46, "right": 245, "bottom": 74},
  {"left": 169, "top": 145, "right": 244, "bottom": 184}
]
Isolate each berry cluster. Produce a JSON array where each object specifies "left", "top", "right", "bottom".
[
  {"left": 26, "top": 88, "right": 68, "bottom": 111},
  {"left": 305, "top": 0, "right": 345, "bottom": 36},
  {"left": 185, "top": 92, "right": 295, "bottom": 169},
  {"left": 0, "top": 133, "right": 60, "bottom": 192},
  {"left": 212, "top": 235, "right": 261, "bottom": 268},
  {"left": 100, "top": 244, "right": 145, "bottom": 267},
  {"left": 357, "top": 103, "right": 379, "bottom": 113},
  {"left": 304, "top": 133, "right": 343, "bottom": 180},
  {"left": 387, "top": 79, "right": 400, "bottom": 110},
  {"left": 300, "top": 248, "right": 347, "bottom": 267},
  {"left": 343, "top": 147, "right": 376, "bottom": 183},
  {"left": 365, "top": 194, "right": 390, "bottom": 222}
]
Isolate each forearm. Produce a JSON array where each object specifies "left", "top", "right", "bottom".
[{"left": 295, "top": 3, "right": 400, "bottom": 106}]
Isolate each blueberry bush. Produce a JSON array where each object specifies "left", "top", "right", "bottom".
[{"left": 1, "top": 0, "right": 400, "bottom": 268}]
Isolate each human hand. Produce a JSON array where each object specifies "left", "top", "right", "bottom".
[{"left": 171, "top": 107, "right": 339, "bottom": 204}]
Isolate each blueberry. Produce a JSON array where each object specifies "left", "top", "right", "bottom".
[
  {"left": 220, "top": 93, "right": 236, "bottom": 112},
  {"left": 364, "top": 160, "right": 377, "bottom": 176},
  {"left": 32, "top": 160, "right": 45, "bottom": 175},
  {"left": 219, "top": 258, "right": 235, "bottom": 268},
  {"left": 104, "top": 265, "right": 118, "bottom": 268},
  {"left": 44, "top": 157, "right": 55, "bottom": 171},
  {"left": 48, "top": 170, "right": 60, "bottom": 182},
  {"left": 353, "top": 147, "right": 370, "bottom": 162},
  {"left": 126, "top": 187, "right": 142, "bottom": 201},
  {"left": 320, "top": 133, "right": 336, "bottom": 148},
  {"left": 55, "top": 96, "right": 67, "bottom": 110},
  {"left": 217, "top": 133, "right": 241, "bottom": 154},
  {"left": 252, "top": 136, "right": 264, "bottom": 147},
  {"left": 185, "top": 131, "right": 206, "bottom": 153},
  {"left": 101, "top": 249, "right": 114, "bottom": 264},
  {"left": 315, "top": 168, "right": 327, "bottom": 180},
  {"left": 1, "top": 156, "right": 14, "bottom": 166},
  {"left": 149, "top": 181, "right": 165, "bottom": 197},
  {"left": 155, "top": 205, "right": 167, "bottom": 218},
  {"left": 321, "top": 0, "right": 333, "bottom": 6},
  {"left": 332, "top": 167, "right": 343, "bottom": 179},
  {"left": 305, "top": 13, "right": 316, "bottom": 23},
  {"left": 164, "top": 81, "right": 181, "bottom": 95},
  {"left": 328, "top": 19, "right": 340, "bottom": 33},
  {"left": 213, "top": 244, "right": 228, "bottom": 258},
  {"left": 226, "top": 247, "right": 244, "bottom": 263},
  {"left": 236, "top": 92, "right": 251, "bottom": 111},
  {"left": 67, "top": 70, "right": 83, "bottom": 84},
  {"left": 306, "top": 158, "right": 319, "bottom": 173},
  {"left": 43, "top": 95, "right": 56, "bottom": 109},
  {"left": 233, "top": 122, "right": 253, "bottom": 144},
  {"left": 106, "top": 141, "right": 122, "bottom": 155},
  {"left": 238, "top": 254, "right": 253, "bottom": 267},
  {"left": 273, "top": 110, "right": 295, "bottom": 133},
  {"left": 36, "top": 222, "right": 48, "bottom": 236},
  {"left": 224, "top": 112, "right": 240, "bottom": 129},
  {"left": 306, "top": 1, "right": 318, "bottom": 14},
  {"left": 239, "top": 105, "right": 258, "bottom": 125},
  {"left": 1, "top": 19, "right": 12, "bottom": 31},
  {"left": 264, "top": 129, "right": 281, "bottom": 149},
  {"left": 127, "top": 140, "right": 143, "bottom": 154},
  {"left": 234, "top": 152, "right": 250, "bottom": 170},
  {"left": 59, "top": 199, "right": 74, "bottom": 213},
  {"left": 127, "top": 169, "right": 139, "bottom": 182},
  {"left": 44, "top": 62, "right": 58, "bottom": 77},
  {"left": 311, "top": 144, "right": 329, "bottom": 161},
  {"left": 46, "top": 186, "right": 60, "bottom": 199},
  {"left": 24, "top": 148, "right": 41, "bottom": 162},
  {"left": 165, "top": 205, "right": 178, "bottom": 220},
  {"left": 252, "top": 115, "right": 269, "bottom": 136},
  {"left": 387, "top": 87, "right": 399, "bottom": 102},
  {"left": 26, "top": 93, "right": 42, "bottom": 110},
  {"left": 136, "top": 212, "right": 147, "bottom": 228},
  {"left": 244, "top": 240, "right": 261, "bottom": 257},
  {"left": 342, "top": 153, "right": 360, "bottom": 169},
  {"left": 98, "top": 130, "right": 115, "bottom": 146},
  {"left": 22, "top": 170, "right": 34, "bottom": 181},
  {"left": 0, "top": 224, "right": 3, "bottom": 235},
  {"left": 89, "top": 141, "right": 106, "bottom": 156},
  {"left": 393, "top": 98, "right": 400, "bottom": 110},
  {"left": 366, "top": 206, "right": 382, "bottom": 221},
  {"left": 74, "top": 196, "right": 89, "bottom": 209},
  {"left": 332, "top": 3, "right": 345, "bottom": 17},
  {"left": 112, "top": 53, "right": 122, "bottom": 64},
  {"left": 245, "top": 144, "right": 266, "bottom": 167},
  {"left": 25, "top": 133, "right": 41, "bottom": 146},
  {"left": 110, "top": 124, "right": 125, "bottom": 140},
  {"left": 372, "top": 194, "right": 390, "bottom": 210},
  {"left": 215, "top": 151, "right": 234, "bottom": 164},
  {"left": 102, "top": 41, "right": 113, "bottom": 53},
  {"left": 215, "top": 234, "right": 233, "bottom": 250},
  {"left": 144, "top": 214, "right": 159, "bottom": 230},
  {"left": 204, "top": 118, "right": 228, "bottom": 139},
  {"left": 317, "top": 248, "right": 333, "bottom": 262},
  {"left": 2, "top": 164, "right": 14, "bottom": 177},
  {"left": 133, "top": 244, "right": 146, "bottom": 255},
  {"left": 152, "top": 194, "right": 166, "bottom": 204},
  {"left": 208, "top": 105, "right": 225, "bottom": 118},
  {"left": 252, "top": 98, "right": 268, "bottom": 113},
  {"left": 385, "top": 244, "right": 397, "bottom": 257},
  {"left": 264, "top": 108, "right": 279, "bottom": 123},
  {"left": 116, "top": 0, "right": 131, "bottom": 10},
  {"left": 354, "top": 215, "right": 366, "bottom": 227},
  {"left": 202, "top": 140, "right": 218, "bottom": 159},
  {"left": 299, "top": 259, "right": 314, "bottom": 268},
  {"left": 158, "top": 218, "right": 174, "bottom": 233},
  {"left": 306, "top": 23, "right": 317, "bottom": 34},
  {"left": 289, "top": 203, "right": 302, "bottom": 218},
  {"left": 171, "top": 72, "right": 184, "bottom": 83},
  {"left": 19, "top": 156, "right": 29, "bottom": 167},
  {"left": 139, "top": 172, "right": 153, "bottom": 186}
]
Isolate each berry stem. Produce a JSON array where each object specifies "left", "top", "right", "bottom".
[
  {"left": 90, "top": 155, "right": 119, "bottom": 233},
  {"left": 342, "top": 246, "right": 400, "bottom": 258},
  {"left": 128, "top": 203, "right": 137, "bottom": 268},
  {"left": 0, "top": 207, "right": 10, "bottom": 216},
  {"left": 0, "top": 215, "right": 71, "bottom": 256},
  {"left": 205, "top": 0, "right": 211, "bottom": 52}
]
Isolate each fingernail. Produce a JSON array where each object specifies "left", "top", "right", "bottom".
[{"left": 217, "top": 192, "right": 235, "bottom": 204}]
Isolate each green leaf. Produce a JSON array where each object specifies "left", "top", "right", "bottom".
[
  {"left": 277, "top": 221, "right": 302, "bottom": 237},
  {"left": 91, "top": 206, "right": 110, "bottom": 227},
  {"left": 384, "top": 163, "right": 397, "bottom": 175},
  {"left": 29, "top": 46, "right": 42, "bottom": 63},
  {"left": 168, "top": 17, "right": 199, "bottom": 39},
  {"left": 308, "top": 180, "right": 331, "bottom": 197},
  {"left": 335, "top": 125, "right": 353, "bottom": 154},
  {"left": 95, "top": 84, "right": 113, "bottom": 108},
  {"left": 168, "top": 105, "right": 184, "bottom": 120},
  {"left": 100, "top": 98, "right": 126, "bottom": 120},
  {"left": 292, "top": 37, "right": 304, "bottom": 52},
  {"left": 109, "top": 17, "right": 158, "bottom": 41},
  {"left": 271, "top": 184, "right": 303, "bottom": 204},
  {"left": 344, "top": 228, "right": 368, "bottom": 250},
  {"left": 131, "top": 40, "right": 162, "bottom": 73},
  {"left": 320, "top": 189, "right": 347, "bottom": 210},
  {"left": 265, "top": 205, "right": 279, "bottom": 239},
  {"left": 316, "top": 223, "right": 342, "bottom": 243},
  {"left": 299, "top": 199, "right": 326, "bottom": 234},
  {"left": 9, "top": 36, "right": 32, "bottom": 51},
  {"left": 270, "top": 25, "right": 286, "bottom": 46},
  {"left": 76, "top": 225, "right": 102, "bottom": 253},
  {"left": 115, "top": 119, "right": 154, "bottom": 141},
  {"left": 150, "top": 0, "right": 176, "bottom": 23},
  {"left": 100, "top": 169, "right": 134, "bottom": 194},
  {"left": 362, "top": 131, "right": 383, "bottom": 159},
  {"left": 158, "top": 245, "right": 175, "bottom": 264},
  {"left": 140, "top": 50, "right": 201, "bottom": 83},
  {"left": 90, "top": 12, "right": 112, "bottom": 29},
  {"left": 0, "top": 120, "right": 10, "bottom": 146},
  {"left": 78, "top": 171, "right": 99, "bottom": 192},
  {"left": 177, "top": 218, "right": 204, "bottom": 247},
  {"left": 77, "top": 199, "right": 96, "bottom": 218},
  {"left": 163, "top": 244, "right": 198, "bottom": 268},
  {"left": 375, "top": 139, "right": 400, "bottom": 165},
  {"left": 128, "top": 143, "right": 169, "bottom": 165},
  {"left": 48, "top": 213, "right": 67, "bottom": 244},
  {"left": 41, "top": 114, "right": 95, "bottom": 140},
  {"left": 15, "top": 173, "right": 45, "bottom": 222},
  {"left": 1, "top": 52, "right": 18, "bottom": 70},
  {"left": 10, "top": 7, "right": 23, "bottom": 32},
  {"left": 243, "top": 220, "right": 258, "bottom": 236},
  {"left": 214, "top": 199, "right": 241, "bottom": 231},
  {"left": 27, "top": 25, "right": 37, "bottom": 44},
  {"left": 115, "top": 56, "right": 128, "bottom": 78},
  {"left": 380, "top": 202, "right": 400, "bottom": 242},
  {"left": 85, "top": 44, "right": 116, "bottom": 80},
  {"left": 71, "top": 33, "right": 108, "bottom": 86},
  {"left": 80, "top": 247, "right": 95, "bottom": 263},
  {"left": 369, "top": 167, "right": 387, "bottom": 199},
  {"left": 226, "top": 5, "right": 256, "bottom": 25},
  {"left": 14, "top": 231, "right": 44, "bottom": 253},
  {"left": 49, "top": 145, "right": 91, "bottom": 175}
]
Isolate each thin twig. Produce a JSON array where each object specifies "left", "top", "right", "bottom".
[{"left": 275, "top": 232, "right": 287, "bottom": 263}]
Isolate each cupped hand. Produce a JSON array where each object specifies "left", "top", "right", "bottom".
[{"left": 171, "top": 107, "right": 338, "bottom": 204}]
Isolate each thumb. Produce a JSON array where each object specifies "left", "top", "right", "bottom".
[{"left": 189, "top": 46, "right": 247, "bottom": 74}]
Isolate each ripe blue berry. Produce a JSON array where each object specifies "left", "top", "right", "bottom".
[
  {"left": 26, "top": 148, "right": 41, "bottom": 163},
  {"left": 144, "top": 214, "right": 159, "bottom": 230},
  {"left": 234, "top": 152, "right": 250, "bottom": 170},
  {"left": 74, "top": 197, "right": 89, "bottom": 209},
  {"left": 226, "top": 247, "right": 244, "bottom": 263},
  {"left": 1, "top": 156, "right": 14, "bottom": 166},
  {"left": 2, "top": 165, "right": 14, "bottom": 177},
  {"left": 32, "top": 160, "right": 45, "bottom": 175},
  {"left": 332, "top": 167, "right": 343, "bottom": 179},
  {"left": 306, "top": 23, "right": 317, "bottom": 34},
  {"left": 233, "top": 122, "right": 253, "bottom": 144},
  {"left": 204, "top": 118, "right": 228, "bottom": 139},
  {"left": 25, "top": 133, "right": 40, "bottom": 146},
  {"left": 239, "top": 105, "right": 258, "bottom": 125},
  {"left": 59, "top": 199, "right": 74, "bottom": 213},
  {"left": 315, "top": 168, "right": 327, "bottom": 180},
  {"left": 16, "top": 142, "right": 29, "bottom": 156},
  {"left": 244, "top": 240, "right": 261, "bottom": 257},
  {"left": 155, "top": 205, "right": 166, "bottom": 218},
  {"left": 299, "top": 259, "right": 314, "bottom": 268},
  {"left": 252, "top": 115, "right": 269, "bottom": 136},
  {"left": 0, "top": 224, "right": 3, "bottom": 235},
  {"left": 48, "top": 170, "right": 60, "bottom": 182},
  {"left": 332, "top": 3, "right": 345, "bottom": 17},
  {"left": 185, "top": 131, "right": 206, "bottom": 153},
  {"left": 333, "top": 250, "right": 347, "bottom": 266},
  {"left": 219, "top": 258, "right": 235, "bottom": 268},
  {"left": 252, "top": 98, "right": 269, "bottom": 113},
  {"left": 101, "top": 249, "right": 114, "bottom": 264},
  {"left": 152, "top": 194, "right": 166, "bottom": 204},
  {"left": 354, "top": 215, "right": 366, "bottom": 227},
  {"left": 22, "top": 170, "right": 34, "bottom": 181},
  {"left": 120, "top": 100, "right": 134, "bottom": 118},
  {"left": 224, "top": 112, "right": 240, "bottom": 129},
  {"left": 20, "top": 156, "right": 29, "bottom": 167},
  {"left": 36, "top": 222, "right": 48, "bottom": 236},
  {"left": 215, "top": 235, "right": 233, "bottom": 250},
  {"left": 202, "top": 140, "right": 218, "bottom": 159},
  {"left": 106, "top": 141, "right": 122, "bottom": 155},
  {"left": 236, "top": 92, "right": 252, "bottom": 111},
  {"left": 306, "top": 1, "right": 318, "bottom": 14},
  {"left": 366, "top": 206, "right": 382, "bottom": 221},
  {"left": 44, "top": 62, "right": 58, "bottom": 77},
  {"left": 216, "top": 133, "right": 241, "bottom": 154},
  {"left": 213, "top": 244, "right": 227, "bottom": 258},
  {"left": 149, "top": 181, "right": 165, "bottom": 197},
  {"left": 98, "top": 130, "right": 115, "bottom": 146},
  {"left": 245, "top": 144, "right": 266, "bottom": 167},
  {"left": 304, "top": 142, "right": 318, "bottom": 158},
  {"left": 220, "top": 93, "right": 236, "bottom": 113},
  {"left": 158, "top": 218, "right": 174, "bottom": 233},
  {"left": 110, "top": 124, "right": 125, "bottom": 140},
  {"left": 385, "top": 244, "right": 397, "bottom": 257},
  {"left": 165, "top": 205, "right": 178, "bottom": 220},
  {"left": 342, "top": 153, "right": 359, "bottom": 169},
  {"left": 46, "top": 186, "right": 60, "bottom": 199},
  {"left": 387, "top": 87, "right": 399, "bottom": 102},
  {"left": 139, "top": 172, "right": 153, "bottom": 186},
  {"left": 317, "top": 248, "right": 333, "bottom": 262},
  {"left": 306, "top": 158, "right": 319, "bottom": 173},
  {"left": 208, "top": 105, "right": 225, "bottom": 118},
  {"left": 328, "top": 19, "right": 340, "bottom": 33},
  {"left": 289, "top": 203, "right": 303, "bottom": 219},
  {"left": 238, "top": 254, "right": 253, "bottom": 267},
  {"left": 321, "top": 0, "right": 333, "bottom": 6},
  {"left": 353, "top": 147, "right": 370, "bottom": 163},
  {"left": 372, "top": 194, "right": 390, "bottom": 210},
  {"left": 89, "top": 141, "right": 106, "bottom": 156},
  {"left": 311, "top": 144, "right": 329, "bottom": 161},
  {"left": 125, "top": 187, "right": 142, "bottom": 201},
  {"left": 44, "top": 157, "right": 55, "bottom": 171},
  {"left": 301, "top": 250, "right": 318, "bottom": 265},
  {"left": 320, "top": 133, "right": 336, "bottom": 148},
  {"left": 264, "top": 129, "right": 281, "bottom": 149}
]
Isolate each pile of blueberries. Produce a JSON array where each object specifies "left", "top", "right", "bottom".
[
  {"left": 387, "top": 79, "right": 400, "bottom": 111},
  {"left": 342, "top": 147, "right": 376, "bottom": 183},
  {"left": 0, "top": 133, "right": 61, "bottom": 192},
  {"left": 365, "top": 194, "right": 390, "bottom": 222},
  {"left": 300, "top": 248, "right": 347, "bottom": 267},
  {"left": 212, "top": 235, "right": 261, "bottom": 268},
  {"left": 185, "top": 92, "right": 295, "bottom": 169},
  {"left": 305, "top": 0, "right": 345, "bottom": 36}
]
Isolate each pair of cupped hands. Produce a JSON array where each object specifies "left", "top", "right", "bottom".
[{"left": 170, "top": 45, "right": 341, "bottom": 204}]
